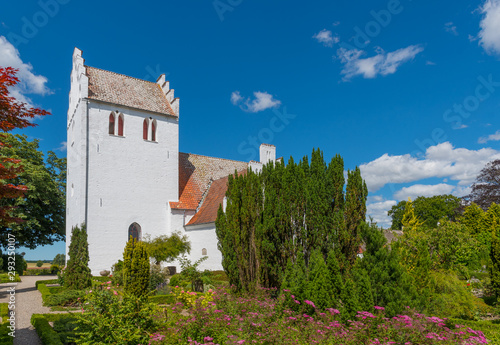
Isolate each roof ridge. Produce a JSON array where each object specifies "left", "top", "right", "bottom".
[
  {"left": 85, "top": 65, "right": 158, "bottom": 85},
  {"left": 179, "top": 152, "right": 249, "bottom": 165}
]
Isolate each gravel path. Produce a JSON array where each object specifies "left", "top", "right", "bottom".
[{"left": 0, "top": 275, "right": 59, "bottom": 345}]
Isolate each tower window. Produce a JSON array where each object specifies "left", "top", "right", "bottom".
[
  {"left": 202, "top": 248, "right": 207, "bottom": 256},
  {"left": 143, "top": 119, "right": 148, "bottom": 140},
  {"left": 151, "top": 120, "right": 157, "bottom": 142},
  {"left": 109, "top": 113, "right": 115, "bottom": 135},
  {"left": 118, "top": 114, "right": 124, "bottom": 136},
  {"left": 128, "top": 222, "right": 142, "bottom": 241}
]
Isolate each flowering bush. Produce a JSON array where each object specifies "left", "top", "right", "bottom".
[
  {"left": 172, "top": 286, "right": 214, "bottom": 309},
  {"left": 149, "top": 288, "right": 488, "bottom": 345}
]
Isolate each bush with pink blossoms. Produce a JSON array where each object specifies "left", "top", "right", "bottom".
[{"left": 148, "top": 288, "right": 489, "bottom": 345}]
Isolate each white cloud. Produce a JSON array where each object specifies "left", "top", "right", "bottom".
[
  {"left": 0, "top": 36, "right": 51, "bottom": 106},
  {"left": 359, "top": 142, "right": 500, "bottom": 192},
  {"left": 337, "top": 45, "right": 424, "bottom": 81},
  {"left": 313, "top": 29, "right": 339, "bottom": 47},
  {"left": 445, "top": 22, "right": 458, "bottom": 36},
  {"left": 231, "top": 91, "right": 281, "bottom": 113},
  {"left": 366, "top": 200, "right": 397, "bottom": 228},
  {"left": 478, "top": 130, "right": 500, "bottom": 143},
  {"left": 394, "top": 183, "right": 456, "bottom": 201},
  {"left": 478, "top": 0, "right": 500, "bottom": 55},
  {"left": 56, "top": 141, "right": 67, "bottom": 152},
  {"left": 230, "top": 91, "right": 243, "bottom": 105}
]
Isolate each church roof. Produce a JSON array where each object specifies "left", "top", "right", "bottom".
[
  {"left": 186, "top": 176, "right": 229, "bottom": 226},
  {"left": 86, "top": 66, "right": 176, "bottom": 116},
  {"left": 170, "top": 153, "right": 248, "bottom": 211}
]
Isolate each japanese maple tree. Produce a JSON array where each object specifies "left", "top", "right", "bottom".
[{"left": 0, "top": 67, "right": 50, "bottom": 226}]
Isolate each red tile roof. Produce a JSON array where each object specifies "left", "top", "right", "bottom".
[
  {"left": 86, "top": 66, "right": 176, "bottom": 116},
  {"left": 186, "top": 176, "right": 229, "bottom": 226},
  {"left": 170, "top": 153, "right": 248, "bottom": 211}
]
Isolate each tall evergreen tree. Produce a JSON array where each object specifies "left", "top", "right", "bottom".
[
  {"left": 352, "top": 266, "right": 374, "bottom": 312},
  {"left": 123, "top": 238, "right": 150, "bottom": 297},
  {"left": 490, "top": 228, "right": 500, "bottom": 298},
  {"left": 326, "top": 248, "right": 343, "bottom": 306},
  {"left": 340, "top": 277, "right": 359, "bottom": 322},
  {"left": 306, "top": 248, "right": 332, "bottom": 310},
  {"left": 65, "top": 224, "right": 92, "bottom": 290}
]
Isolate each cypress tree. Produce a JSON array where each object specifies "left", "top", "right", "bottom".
[
  {"left": 352, "top": 266, "right": 374, "bottom": 312},
  {"left": 124, "top": 239, "right": 150, "bottom": 297},
  {"left": 340, "top": 276, "right": 359, "bottom": 322},
  {"left": 306, "top": 248, "right": 332, "bottom": 310},
  {"left": 326, "top": 249, "right": 343, "bottom": 306},
  {"left": 281, "top": 250, "right": 307, "bottom": 305},
  {"left": 65, "top": 224, "right": 92, "bottom": 290}
]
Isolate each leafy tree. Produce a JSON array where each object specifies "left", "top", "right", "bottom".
[
  {"left": 36, "top": 260, "right": 43, "bottom": 267},
  {"left": 0, "top": 67, "right": 49, "bottom": 226},
  {"left": 52, "top": 253, "right": 66, "bottom": 266},
  {"left": 65, "top": 224, "right": 92, "bottom": 290},
  {"left": 143, "top": 231, "right": 190, "bottom": 265},
  {"left": 123, "top": 238, "right": 150, "bottom": 297},
  {"left": 0, "top": 134, "right": 65, "bottom": 249},
  {"left": 388, "top": 195, "right": 461, "bottom": 230},
  {"left": 467, "top": 160, "right": 500, "bottom": 210}
]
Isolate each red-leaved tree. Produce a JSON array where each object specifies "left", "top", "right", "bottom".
[{"left": 0, "top": 67, "right": 50, "bottom": 225}]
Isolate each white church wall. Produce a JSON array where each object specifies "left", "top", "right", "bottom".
[
  {"left": 84, "top": 101, "right": 179, "bottom": 274},
  {"left": 184, "top": 224, "right": 223, "bottom": 271}
]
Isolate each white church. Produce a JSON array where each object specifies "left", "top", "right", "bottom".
[{"left": 66, "top": 48, "right": 277, "bottom": 275}]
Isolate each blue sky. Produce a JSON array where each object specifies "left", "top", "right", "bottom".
[{"left": 1, "top": 0, "right": 499, "bottom": 260}]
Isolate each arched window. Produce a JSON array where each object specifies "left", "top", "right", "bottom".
[
  {"left": 143, "top": 119, "right": 148, "bottom": 140},
  {"left": 202, "top": 248, "right": 207, "bottom": 256},
  {"left": 151, "top": 119, "right": 157, "bottom": 142},
  {"left": 109, "top": 113, "right": 115, "bottom": 135},
  {"left": 118, "top": 114, "right": 124, "bottom": 136},
  {"left": 128, "top": 222, "right": 141, "bottom": 241}
]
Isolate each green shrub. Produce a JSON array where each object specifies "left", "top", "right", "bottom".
[
  {"left": 25, "top": 268, "right": 52, "bottom": 275},
  {"left": 148, "top": 294, "right": 175, "bottom": 304},
  {"left": 0, "top": 323, "right": 14, "bottom": 345},
  {"left": 0, "top": 303, "right": 8, "bottom": 319},
  {"left": 150, "top": 264, "right": 169, "bottom": 291},
  {"left": 45, "top": 290, "right": 84, "bottom": 307},
  {"left": 1, "top": 254, "right": 27, "bottom": 276},
  {"left": 0, "top": 273, "right": 20, "bottom": 283},
  {"left": 31, "top": 314, "right": 63, "bottom": 345},
  {"left": 75, "top": 288, "right": 160, "bottom": 344},
  {"left": 111, "top": 260, "right": 123, "bottom": 286},
  {"left": 123, "top": 239, "right": 150, "bottom": 297},
  {"left": 53, "top": 315, "right": 79, "bottom": 344},
  {"left": 36, "top": 260, "right": 44, "bottom": 267},
  {"left": 38, "top": 284, "right": 52, "bottom": 303},
  {"left": 65, "top": 224, "right": 92, "bottom": 290},
  {"left": 50, "top": 264, "right": 60, "bottom": 274},
  {"left": 449, "top": 318, "right": 500, "bottom": 344}
]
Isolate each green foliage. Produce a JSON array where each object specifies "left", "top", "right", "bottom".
[
  {"left": 340, "top": 277, "right": 359, "bottom": 321},
  {"left": 280, "top": 251, "right": 307, "bottom": 308},
  {"left": 111, "top": 260, "right": 123, "bottom": 286},
  {"left": 53, "top": 316, "right": 79, "bottom": 345},
  {"left": 352, "top": 266, "right": 374, "bottom": 312},
  {"left": 170, "top": 256, "right": 212, "bottom": 292},
  {"left": 26, "top": 268, "right": 52, "bottom": 275},
  {"left": 52, "top": 253, "right": 65, "bottom": 266},
  {"left": 65, "top": 224, "right": 91, "bottom": 290},
  {"left": 150, "top": 263, "right": 169, "bottom": 291},
  {"left": 35, "top": 279, "right": 58, "bottom": 288},
  {"left": 490, "top": 228, "right": 500, "bottom": 298},
  {"left": 36, "top": 260, "right": 43, "bottom": 267},
  {"left": 360, "top": 222, "right": 420, "bottom": 317},
  {"left": 148, "top": 294, "right": 176, "bottom": 304},
  {"left": 44, "top": 290, "right": 84, "bottom": 307},
  {"left": 75, "top": 289, "right": 160, "bottom": 345},
  {"left": 388, "top": 194, "right": 461, "bottom": 230},
  {"left": 123, "top": 238, "right": 150, "bottom": 297},
  {"left": 144, "top": 231, "right": 191, "bottom": 265},
  {"left": 31, "top": 314, "right": 64, "bottom": 345},
  {"left": 426, "top": 270, "right": 477, "bottom": 320},
  {"left": 1, "top": 253, "right": 26, "bottom": 276},
  {"left": 216, "top": 149, "right": 367, "bottom": 292},
  {"left": 326, "top": 249, "right": 343, "bottom": 306},
  {"left": 306, "top": 249, "right": 332, "bottom": 310},
  {"left": 0, "top": 134, "right": 66, "bottom": 249}
]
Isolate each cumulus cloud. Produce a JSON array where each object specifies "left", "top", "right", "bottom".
[
  {"left": 56, "top": 141, "right": 67, "bottom": 152},
  {"left": 337, "top": 45, "right": 424, "bottom": 81},
  {"left": 393, "top": 183, "right": 455, "bottom": 201},
  {"left": 478, "top": 130, "right": 500, "bottom": 143},
  {"left": 359, "top": 142, "right": 500, "bottom": 192},
  {"left": 366, "top": 200, "right": 397, "bottom": 228},
  {"left": 313, "top": 29, "right": 339, "bottom": 47},
  {"left": 444, "top": 22, "right": 458, "bottom": 36},
  {"left": 231, "top": 91, "right": 281, "bottom": 113},
  {"left": 0, "top": 36, "right": 51, "bottom": 106},
  {"left": 478, "top": 0, "right": 500, "bottom": 55}
]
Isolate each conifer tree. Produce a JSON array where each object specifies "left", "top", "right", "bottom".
[
  {"left": 340, "top": 277, "right": 359, "bottom": 322},
  {"left": 281, "top": 250, "right": 307, "bottom": 306},
  {"left": 306, "top": 248, "right": 332, "bottom": 310},
  {"left": 326, "top": 249, "right": 343, "bottom": 306},
  {"left": 123, "top": 238, "right": 150, "bottom": 297},
  {"left": 352, "top": 267, "right": 374, "bottom": 312},
  {"left": 65, "top": 224, "right": 92, "bottom": 290}
]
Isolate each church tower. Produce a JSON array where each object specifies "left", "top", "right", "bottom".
[{"left": 66, "top": 48, "right": 180, "bottom": 274}]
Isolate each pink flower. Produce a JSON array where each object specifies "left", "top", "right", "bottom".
[
  {"left": 106, "top": 281, "right": 111, "bottom": 284},
  {"left": 113, "top": 290, "right": 118, "bottom": 295},
  {"left": 304, "top": 300, "right": 316, "bottom": 308},
  {"left": 374, "top": 306, "right": 385, "bottom": 311},
  {"left": 107, "top": 287, "right": 111, "bottom": 290}
]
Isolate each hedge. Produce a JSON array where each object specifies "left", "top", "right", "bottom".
[
  {"left": 25, "top": 268, "right": 52, "bottom": 276},
  {"left": 31, "top": 314, "right": 64, "bottom": 345},
  {"left": 149, "top": 294, "right": 176, "bottom": 305},
  {"left": 35, "top": 279, "right": 58, "bottom": 289}
]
